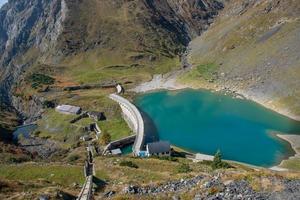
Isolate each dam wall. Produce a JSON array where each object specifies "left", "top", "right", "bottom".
[{"left": 109, "top": 94, "right": 145, "bottom": 156}]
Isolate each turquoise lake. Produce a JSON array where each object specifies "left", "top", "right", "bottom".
[{"left": 135, "top": 89, "right": 300, "bottom": 167}]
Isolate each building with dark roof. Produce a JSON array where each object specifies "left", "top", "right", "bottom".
[
  {"left": 88, "top": 111, "right": 106, "bottom": 121},
  {"left": 146, "top": 141, "right": 171, "bottom": 157}
]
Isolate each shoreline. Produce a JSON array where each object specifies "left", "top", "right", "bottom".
[
  {"left": 275, "top": 134, "right": 300, "bottom": 171},
  {"left": 131, "top": 72, "right": 300, "bottom": 122},
  {"left": 172, "top": 145, "right": 264, "bottom": 170}
]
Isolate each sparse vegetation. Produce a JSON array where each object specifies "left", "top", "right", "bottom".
[
  {"left": 2, "top": 153, "right": 31, "bottom": 164},
  {"left": 211, "top": 150, "right": 231, "bottom": 170},
  {"left": 151, "top": 155, "right": 178, "bottom": 162},
  {"left": 67, "top": 154, "right": 80, "bottom": 163},
  {"left": 28, "top": 73, "right": 55, "bottom": 89},
  {"left": 176, "top": 163, "right": 192, "bottom": 173},
  {"left": 100, "top": 132, "right": 111, "bottom": 145},
  {"left": 119, "top": 161, "right": 138, "bottom": 169},
  {"left": 0, "top": 164, "right": 84, "bottom": 186},
  {"left": 196, "top": 63, "right": 219, "bottom": 80},
  {"left": 42, "top": 100, "right": 56, "bottom": 108}
]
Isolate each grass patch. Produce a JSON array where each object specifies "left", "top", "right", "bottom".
[
  {"left": 94, "top": 156, "right": 208, "bottom": 186},
  {"left": 98, "top": 118, "right": 132, "bottom": 141},
  {"left": 119, "top": 161, "right": 138, "bottom": 169},
  {"left": 150, "top": 156, "right": 178, "bottom": 162},
  {"left": 36, "top": 109, "right": 88, "bottom": 145},
  {"left": 196, "top": 63, "right": 219, "bottom": 80},
  {"left": 0, "top": 164, "right": 85, "bottom": 186},
  {"left": 67, "top": 154, "right": 80, "bottom": 163},
  {"left": 280, "top": 158, "right": 300, "bottom": 171},
  {"left": 176, "top": 163, "right": 192, "bottom": 173}
]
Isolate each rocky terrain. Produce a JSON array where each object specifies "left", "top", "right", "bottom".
[
  {"left": 182, "top": 0, "right": 300, "bottom": 121},
  {"left": 121, "top": 175, "right": 300, "bottom": 200}
]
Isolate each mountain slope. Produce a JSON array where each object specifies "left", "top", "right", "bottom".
[
  {"left": 0, "top": 0, "right": 223, "bottom": 124},
  {"left": 182, "top": 0, "right": 300, "bottom": 120}
]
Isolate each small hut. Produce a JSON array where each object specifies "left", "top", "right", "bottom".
[
  {"left": 88, "top": 111, "right": 106, "bottom": 121},
  {"left": 116, "top": 84, "right": 124, "bottom": 94},
  {"left": 55, "top": 105, "right": 81, "bottom": 115},
  {"left": 146, "top": 141, "right": 171, "bottom": 157}
]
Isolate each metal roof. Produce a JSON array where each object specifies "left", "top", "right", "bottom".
[
  {"left": 146, "top": 141, "right": 170, "bottom": 154},
  {"left": 56, "top": 105, "right": 81, "bottom": 114},
  {"left": 111, "top": 148, "right": 122, "bottom": 155}
]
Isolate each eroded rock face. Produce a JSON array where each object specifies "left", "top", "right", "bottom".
[
  {"left": 144, "top": 0, "right": 224, "bottom": 41},
  {"left": 0, "top": 0, "right": 67, "bottom": 117}
]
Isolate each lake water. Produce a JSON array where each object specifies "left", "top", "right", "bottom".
[
  {"left": 135, "top": 89, "right": 300, "bottom": 167},
  {"left": 121, "top": 145, "right": 133, "bottom": 155}
]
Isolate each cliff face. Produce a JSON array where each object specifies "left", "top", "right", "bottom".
[
  {"left": 0, "top": 0, "right": 223, "bottom": 122},
  {"left": 0, "top": 0, "right": 67, "bottom": 106}
]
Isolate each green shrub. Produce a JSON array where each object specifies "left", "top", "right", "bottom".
[
  {"left": 211, "top": 150, "right": 231, "bottom": 170},
  {"left": 42, "top": 100, "right": 56, "bottom": 108},
  {"left": 28, "top": 73, "right": 55, "bottom": 89},
  {"left": 151, "top": 155, "right": 178, "bottom": 162},
  {"left": 119, "top": 161, "right": 138, "bottom": 168},
  {"left": 32, "top": 130, "right": 41, "bottom": 137},
  {"left": 176, "top": 163, "right": 191, "bottom": 173},
  {"left": 67, "top": 154, "right": 80, "bottom": 163},
  {"left": 100, "top": 132, "right": 111, "bottom": 145},
  {"left": 3, "top": 154, "right": 30, "bottom": 164},
  {"left": 196, "top": 63, "right": 219, "bottom": 80}
]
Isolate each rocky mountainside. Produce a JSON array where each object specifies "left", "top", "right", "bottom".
[
  {"left": 0, "top": 0, "right": 66, "bottom": 105},
  {"left": 183, "top": 0, "right": 300, "bottom": 120},
  {"left": 0, "top": 0, "right": 223, "bottom": 125}
]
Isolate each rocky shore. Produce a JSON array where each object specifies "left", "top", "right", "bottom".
[
  {"left": 131, "top": 71, "right": 186, "bottom": 93},
  {"left": 132, "top": 69, "right": 300, "bottom": 123},
  {"left": 276, "top": 134, "right": 300, "bottom": 170}
]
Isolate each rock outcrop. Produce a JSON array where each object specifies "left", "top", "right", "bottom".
[{"left": 0, "top": 0, "right": 67, "bottom": 110}]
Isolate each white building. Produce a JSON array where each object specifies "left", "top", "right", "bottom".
[
  {"left": 111, "top": 148, "right": 122, "bottom": 155},
  {"left": 55, "top": 105, "right": 82, "bottom": 115},
  {"left": 193, "top": 153, "right": 214, "bottom": 162},
  {"left": 116, "top": 84, "right": 124, "bottom": 94}
]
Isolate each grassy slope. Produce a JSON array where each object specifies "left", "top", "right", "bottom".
[
  {"left": 57, "top": 0, "right": 182, "bottom": 85},
  {"left": 93, "top": 155, "right": 300, "bottom": 199},
  {"left": 180, "top": 0, "right": 300, "bottom": 120},
  {"left": 0, "top": 163, "right": 84, "bottom": 186},
  {"left": 0, "top": 163, "right": 84, "bottom": 199}
]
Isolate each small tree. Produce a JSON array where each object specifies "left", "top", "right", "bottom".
[
  {"left": 212, "top": 150, "right": 223, "bottom": 169},
  {"left": 211, "top": 150, "right": 231, "bottom": 170},
  {"left": 176, "top": 163, "right": 192, "bottom": 173},
  {"left": 100, "top": 132, "right": 111, "bottom": 145}
]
